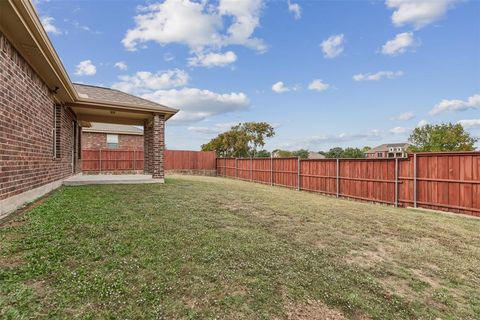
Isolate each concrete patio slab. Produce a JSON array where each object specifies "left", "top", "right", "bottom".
[{"left": 63, "top": 174, "right": 164, "bottom": 186}]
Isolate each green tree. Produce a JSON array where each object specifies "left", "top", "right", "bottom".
[
  {"left": 292, "top": 149, "right": 310, "bottom": 159},
  {"left": 343, "top": 147, "right": 365, "bottom": 158},
  {"left": 256, "top": 150, "right": 271, "bottom": 158},
  {"left": 408, "top": 123, "right": 478, "bottom": 152},
  {"left": 239, "top": 122, "right": 275, "bottom": 157},
  {"left": 272, "top": 149, "right": 293, "bottom": 157},
  {"left": 201, "top": 122, "right": 275, "bottom": 157},
  {"left": 325, "top": 147, "right": 344, "bottom": 158}
]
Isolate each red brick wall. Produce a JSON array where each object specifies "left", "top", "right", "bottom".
[
  {"left": 82, "top": 132, "right": 143, "bottom": 150},
  {"left": 0, "top": 31, "right": 79, "bottom": 201}
]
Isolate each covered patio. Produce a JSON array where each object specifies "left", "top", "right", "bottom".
[{"left": 71, "top": 83, "right": 178, "bottom": 182}]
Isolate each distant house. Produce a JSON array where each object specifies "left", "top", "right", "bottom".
[
  {"left": 83, "top": 123, "right": 143, "bottom": 150},
  {"left": 308, "top": 152, "right": 326, "bottom": 159},
  {"left": 365, "top": 143, "right": 410, "bottom": 159}
]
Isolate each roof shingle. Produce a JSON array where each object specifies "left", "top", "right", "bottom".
[{"left": 73, "top": 83, "right": 178, "bottom": 113}]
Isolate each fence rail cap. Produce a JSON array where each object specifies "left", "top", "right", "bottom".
[{"left": 408, "top": 151, "right": 480, "bottom": 156}]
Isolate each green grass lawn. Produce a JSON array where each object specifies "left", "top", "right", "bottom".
[{"left": 1, "top": 176, "right": 479, "bottom": 319}]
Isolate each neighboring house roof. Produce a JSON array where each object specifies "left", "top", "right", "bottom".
[
  {"left": 308, "top": 152, "right": 326, "bottom": 159},
  {"left": 365, "top": 143, "right": 410, "bottom": 153},
  {"left": 73, "top": 83, "right": 178, "bottom": 115},
  {"left": 83, "top": 123, "right": 144, "bottom": 135}
]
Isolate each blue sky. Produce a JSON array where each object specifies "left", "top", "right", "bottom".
[{"left": 35, "top": 0, "right": 480, "bottom": 151}]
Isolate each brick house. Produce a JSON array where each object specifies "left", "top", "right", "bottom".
[
  {"left": 82, "top": 123, "right": 144, "bottom": 150},
  {"left": 0, "top": 0, "right": 178, "bottom": 217},
  {"left": 364, "top": 143, "right": 410, "bottom": 159}
]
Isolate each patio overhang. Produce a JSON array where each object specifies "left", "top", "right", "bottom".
[
  {"left": 69, "top": 83, "right": 178, "bottom": 126},
  {"left": 70, "top": 103, "right": 171, "bottom": 126}
]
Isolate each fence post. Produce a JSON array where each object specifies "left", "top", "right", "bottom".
[
  {"left": 336, "top": 158, "right": 340, "bottom": 198},
  {"left": 297, "top": 157, "right": 301, "bottom": 191},
  {"left": 235, "top": 158, "right": 238, "bottom": 179},
  {"left": 99, "top": 149, "right": 102, "bottom": 174},
  {"left": 224, "top": 157, "right": 227, "bottom": 177},
  {"left": 250, "top": 157, "right": 253, "bottom": 181},
  {"left": 394, "top": 158, "right": 398, "bottom": 207},
  {"left": 413, "top": 153, "right": 417, "bottom": 208},
  {"left": 270, "top": 156, "right": 274, "bottom": 186},
  {"left": 133, "top": 150, "right": 136, "bottom": 171}
]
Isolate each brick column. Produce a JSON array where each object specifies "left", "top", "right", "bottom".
[
  {"left": 143, "top": 119, "right": 152, "bottom": 174},
  {"left": 152, "top": 114, "right": 165, "bottom": 180}
]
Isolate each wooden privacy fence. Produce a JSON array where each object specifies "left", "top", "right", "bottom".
[
  {"left": 164, "top": 150, "right": 216, "bottom": 171},
  {"left": 216, "top": 152, "right": 480, "bottom": 217},
  {"left": 82, "top": 149, "right": 144, "bottom": 172},
  {"left": 82, "top": 149, "right": 216, "bottom": 172}
]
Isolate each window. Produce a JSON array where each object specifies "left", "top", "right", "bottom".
[
  {"left": 106, "top": 134, "right": 119, "bottom": 149},
  {"left": 377, "top": 152, "right": 383, "bottom": 158}
]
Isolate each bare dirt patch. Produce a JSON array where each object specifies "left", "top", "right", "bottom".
[
  {"left": 0, "top": 255, "right": 24, "bottom": 269},
  {"left": 281, "top": 300, "right": 347, "bottom": 320},
  {"left": 26, "top": 280, "right": 48, "bottom": 297}
]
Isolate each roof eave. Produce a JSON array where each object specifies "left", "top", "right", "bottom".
[
  {"left": 3, "top": 0, "right": 78, "bottom": 103},
  {"left": 72, "top": 98, "right": 179, "bottom": 120},
  {"left": 83, "top": 129, "right": 144, "bottom": 135}
]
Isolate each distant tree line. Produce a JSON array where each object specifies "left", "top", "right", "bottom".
[{"left": 201, "top": 121, "right": 478, "bottom": 158}]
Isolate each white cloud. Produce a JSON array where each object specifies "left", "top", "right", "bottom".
[
  {"left": 307, "top": 126, "right": 408, "bottom": 145},
  {"left": 429, "top": 94, "right": 480, "bottom": 115},
  {"left": 219, "top": 0, "right": 266, "bottom": 51},
  {"left": 272, "top": 81, "right": 290, "bottom": 93},
  {"left": 308, "top": 79, "right": 330, "bottom": 92},
  {"left": 188, "top": 122, "right": 237, "bottom": 134},
  {"left": 386, "top": 0, "right": 460, "bottom": 29},
  {"left": 389, "top": 126, "right": 410, "bottom": 134},
  {"left": 41, "top": 16, "right": 61, "bottom": 35},
  {"left": 390, "top": 111, "right": 415, "bottom": 121},
  {"left": 320, "top": 34, "right": 344, "bottom": 58},
  {"left": 112, "top": 69, "right": 189, "bottom": 94},
  {"left": 70, "top": 20, "right": 99, "bottom": 34},
  {"left": 75, "top": 60, "right": 96, "bottom": 76},
  {"left": 457, "top": 119, "right": 480, "bottom": 128},
  {"left": 122, "top": 0, "right": 266, "bottom": 53},
  {"left": 143, "top": 88, "right": 250, "bottom": 123},
  {"left": 163, "top": 53, "right": 175, "bottom": 62},
  {"left": 382, "top": 32, "right": 417, "bottom": 56},
  {"left": 188, "top": 51, "right": 237, "bottom": 67},
  {"left": 288, "top": 0, "right": 301, "bottom": 20},
  {"left": 114, "top": 61, "right": 128, "bottom": 70},
  {"left": 353, "top": 70, "right": 404, "bottom": 81},
  {"left": 417, "top": 119, "right": 429, "bottom": 127}
]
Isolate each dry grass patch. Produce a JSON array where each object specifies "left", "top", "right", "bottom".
[{"left": 282, "top": 300, "right": 348, "bottom": 320}]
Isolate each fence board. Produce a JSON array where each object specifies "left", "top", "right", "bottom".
[
  {"left": 82, "top": 149, "right": 215, "bottom": 173},
  {"left": 217, "top": 152, "right": 480, "bottom": 217}
]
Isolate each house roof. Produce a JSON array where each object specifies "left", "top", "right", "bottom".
[
  {"left": 73, "top": 83, "right": 178, "bottom": 114},
  {"left": 82, "top": 123, "right": 144, "bottom": 135},
  {"left": 365, "top": 143, "right": 410, "bottom": 153}
]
